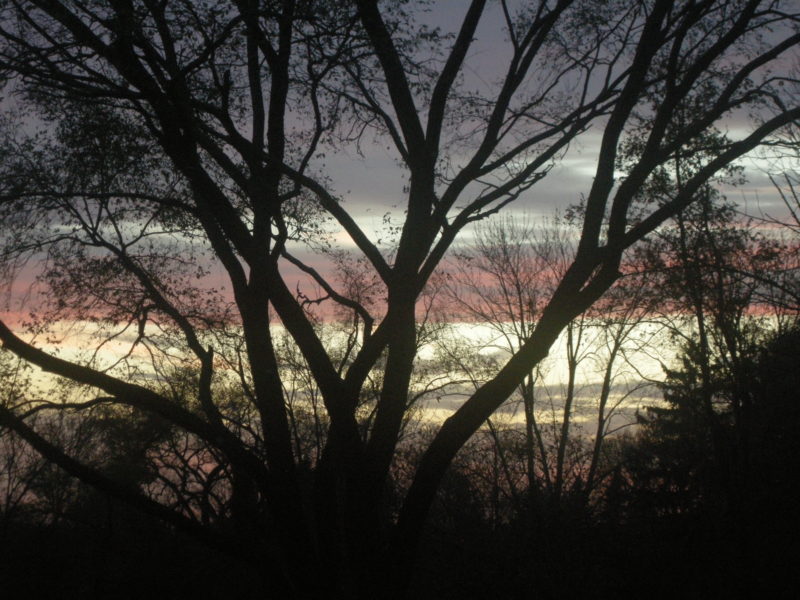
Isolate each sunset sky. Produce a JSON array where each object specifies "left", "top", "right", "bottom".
[{"left": 1, "top": 0, "right": 796, "bottom": 375}]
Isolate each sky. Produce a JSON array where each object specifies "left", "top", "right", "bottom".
[
  {"left": 302, "top": 1, "right": 797, "bottom": 258},
  {"left": 1, "top": 1, "right": 798, "bottom": 395},
  {"left": 3, "top": 2, "right": 795, "bottom": 266}
]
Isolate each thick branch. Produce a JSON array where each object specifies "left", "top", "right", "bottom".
[{"left": 0, "top": 319, "right": 270, "bottom": 486}]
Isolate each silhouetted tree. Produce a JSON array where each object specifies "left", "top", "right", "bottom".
[
  {"left": 618, "top": 186, "right": 799, "bottom": 517},
  {"left": 442, "top": 216, "right": 653, "bottom": 519},
  {"left": 0, "top": 2, "right": 798, "bottom": 597}
]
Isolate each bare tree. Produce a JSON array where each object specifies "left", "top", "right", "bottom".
[
  {"left": 0, "top": 1, "right": 798, "bottom": 597},
  {"left": 441, "top": 216, "right": 586, "bottom": 506},
  {"left": 443, "top": 216, "right": 657, "bottom": 515}
]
